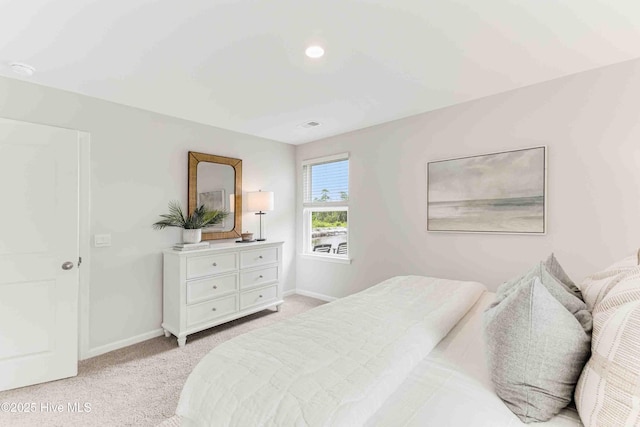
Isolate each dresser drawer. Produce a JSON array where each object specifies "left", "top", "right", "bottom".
[
  {"left": 240, "top": 285, "right": 278, "bottom": 310},
  {"left": 187, "top": 295, "right": 237, "bottom": 327},
  {"left": 240, "top": 267, "right": 278, "bottom": 290},
  {"left": 186, "top": 252, "right": 237, "bottom": 279},
  {"left": 240, "top": 247, "right": 278, "bottom": 269},
  {"left": 187, "top": 274, "right": 238, "bottom": 305}
]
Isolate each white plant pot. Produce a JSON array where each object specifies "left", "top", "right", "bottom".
[{"left": 182, "top": 228, "right": 202, "bottom": 244}]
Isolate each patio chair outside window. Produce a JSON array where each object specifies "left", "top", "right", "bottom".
[
  {"left": 313, "top": 244, "right": 332, "bottom": 253},
  {"left": 336, "top": 242, "right": 347, "bottom": 255}
]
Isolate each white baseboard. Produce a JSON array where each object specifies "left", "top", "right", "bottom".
[
  {"left": 295, "top": 289, "right": 338, "bottom": 302},
  {"left": 83, "top": 328, "right": 165, "bottom": 360},
  {"left": 84, "top": 290, "right": 333, "bottom": 359}
]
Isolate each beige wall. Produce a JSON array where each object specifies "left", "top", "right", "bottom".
[
  {"left": 296, "top": 59, "right": 640, "bottom": 298},
  {"left": 0, "top": 77, "right": 296, "bottom": 356}
]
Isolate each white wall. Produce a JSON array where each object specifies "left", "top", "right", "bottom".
[
  {"left": 296, "top": 59, "right": 640, "bottom": 298},
  {"left": 0, "top": 76, "right": 296, "bottom": 356}
]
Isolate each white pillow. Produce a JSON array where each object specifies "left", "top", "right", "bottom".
[
  {"left": 575, "top": 275, "right": 640, "bottom": 427},
  {"left": 579, "top": 250, "right": 640, "bottom": 311}
]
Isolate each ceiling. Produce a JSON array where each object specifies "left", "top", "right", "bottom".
[{"left": 1, "top": 1, "right": 639, "bottom": 145}]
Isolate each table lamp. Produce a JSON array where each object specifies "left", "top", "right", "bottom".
[{"left": 247, "top": 190, "right": 274, "bottom": 241}]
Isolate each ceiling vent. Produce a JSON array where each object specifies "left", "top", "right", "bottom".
[{"left": 300, "top": 121, "right": 321, "bottom": 128}]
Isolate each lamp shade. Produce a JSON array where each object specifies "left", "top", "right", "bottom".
[
  {"left": 247, "top": 191, "right": 274, "bottom": 212},
  {"left": 229, "top": 194, "right": 235, "bottom": 213}
]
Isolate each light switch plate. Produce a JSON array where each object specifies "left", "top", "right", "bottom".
[{"left": 94, "top": 234, "right": 112, "bottom": 247}]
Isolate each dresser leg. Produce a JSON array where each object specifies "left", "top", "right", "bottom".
[
  {"left": 276, "top": 304, "right": 282, "bottom": 312},
  {"left": 177, "top": 336, "right": 187, "bottom": 348},
  {"left": 163, "top": 329, "right": 171, "bottom": 338}
]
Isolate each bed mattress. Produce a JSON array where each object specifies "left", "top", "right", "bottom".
[{"left": 366, "top": 291, "right": 584, "bottom": 427}]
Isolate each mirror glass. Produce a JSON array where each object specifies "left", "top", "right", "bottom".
[
  {"left": 188, "top": 152, "right": 242, "bottom": 240},
  {"left": 196, "top": 162, "right": 235, "bottom": 232}
]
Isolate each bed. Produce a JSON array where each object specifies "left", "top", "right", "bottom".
[{"left": 173, "top": 275, "right": 584, "bottom": 426}]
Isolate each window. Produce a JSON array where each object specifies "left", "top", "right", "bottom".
[{"left": 302, "top": 153, "right": 349, "bottom": 260}]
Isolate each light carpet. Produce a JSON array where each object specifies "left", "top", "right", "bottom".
[{"left": 0, "top": 295, "right": 325, "bottom": 427}]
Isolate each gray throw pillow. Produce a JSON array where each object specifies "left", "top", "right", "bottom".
[
  {"left": 484, "top": 277, "right": 591, "bottom": 423},
  {"left": 495, "top": 262, "right": 592, "bottom": 333},
  {"left": 544, "top": 253, "right": 583, "bottom": 300}
]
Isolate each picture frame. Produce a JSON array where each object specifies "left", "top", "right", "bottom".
[
  {"left": 426, "top": 146, "right": 547, "bottom": 234},
  {"left": 198, "top": 189, "right": 226, "bottom": 231}
]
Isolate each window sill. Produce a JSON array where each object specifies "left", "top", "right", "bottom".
[{"left": 299, "top": 253, "right": 352, "bottom": 264}]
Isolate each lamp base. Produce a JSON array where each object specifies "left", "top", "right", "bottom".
[{"left": 255, "top": 211, "right": 267, "bottom": 241}]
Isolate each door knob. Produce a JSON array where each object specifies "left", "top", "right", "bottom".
[{"left": 62, "top": 261, "right": 74, "bottom": 270}]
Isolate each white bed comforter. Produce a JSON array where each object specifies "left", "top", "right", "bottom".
[{"left": 176, "top": 276, "right": 486, "bottom": 427}]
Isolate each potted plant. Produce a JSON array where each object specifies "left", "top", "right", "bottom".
[{"left": 153, "top": 201, "right": 229, "bottom": 243}]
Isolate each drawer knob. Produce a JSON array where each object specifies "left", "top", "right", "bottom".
[
  {"left": 259, "top": 295, "right": 263, "bottom": 298},
  {"left": 258, "top": 255, "right": 263, "bottom": 259},
  {"left": 212, "top": 262, "right": 217, "bottom": 267},
  {"left": 211, "top": 307, "right": 217, "bottom": 311},
  {"left": 213, "top": 285, "right": 218, "bottom": 289},
  {"left": 259, "top": 275, "right": 263, "bottom": 279}
]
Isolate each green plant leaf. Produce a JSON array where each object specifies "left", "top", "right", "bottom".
[{"left": 153, "top": 201, "right": 229, "bottom": 230}]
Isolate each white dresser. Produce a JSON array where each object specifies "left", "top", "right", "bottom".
[{"left": 162, "top": 240, "right": 284, "bottom": 347}]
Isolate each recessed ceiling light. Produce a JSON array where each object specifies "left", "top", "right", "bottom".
[
  {"left": 305, "top": 46, "right": 325, "bottom": 59},
  {"left": 10, "top": 62, "right": 36, "bottom": 77}
]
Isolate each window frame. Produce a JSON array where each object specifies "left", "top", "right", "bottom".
[{"left": 301, "top": 153, "right": 351, "bottom": 263}]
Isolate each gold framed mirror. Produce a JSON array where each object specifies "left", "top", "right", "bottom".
[{"left": 188, "top": 151, "right": 242, "bottom": 240}]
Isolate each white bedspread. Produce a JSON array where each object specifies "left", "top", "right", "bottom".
[
  {"left": 367, "top": 292, "right": 584, "bottom": 427},
  {"left": 176, "top": 276, "right": 486, "bottom": 427}
]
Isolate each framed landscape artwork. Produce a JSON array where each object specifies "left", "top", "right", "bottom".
[
  {"left": 427, "top": 146, "right": 546, "bottom": 234},
  {"left": 198, "top": 189, "right": 226, "bottom": 230}
]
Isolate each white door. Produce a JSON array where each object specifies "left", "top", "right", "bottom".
[{"left": 0, "top": 118, "right": 80, "bottom": 391}]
